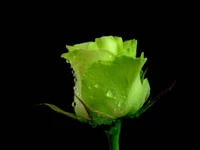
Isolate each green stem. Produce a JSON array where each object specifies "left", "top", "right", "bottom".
[{"left": 104, "top": 119, "right": 121, "bottom": 150}]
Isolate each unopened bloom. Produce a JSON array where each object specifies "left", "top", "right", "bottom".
[{"left": 61, "top": 36, "right": 150, "bottom": 125}]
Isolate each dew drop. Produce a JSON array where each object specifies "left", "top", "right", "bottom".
[
  {"left": 94, "top": 84, "right": 99, "bottom": 88},
  {"left": 72, "top": 101, "right": 76, "bottom": 107},
  {"left": 74, "top": 87, "right": 78, "bottom": 91},
  {"left": 106, "top": 91, "right": 113, "bottom": 97},
  {"left": 106, "top": 89, "right": 116, "bottom": 98},
  {"left": 118, "top": 103, "right": 121, "bottom": 107}
]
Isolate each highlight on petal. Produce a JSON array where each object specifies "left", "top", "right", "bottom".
[
  {"left": 88, "top": 42, "right": 99, "bottom": 50},
  {"left": 95, "top": 36, "right": 121, "bottom": 55}
]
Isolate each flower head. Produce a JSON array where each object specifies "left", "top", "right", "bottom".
[{"left": 61, "top": 36, "right": 150, "bottom": 125}]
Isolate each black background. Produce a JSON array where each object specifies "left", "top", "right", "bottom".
[{"left": 30, "top": 6, "right": 180, "bottom": 150}]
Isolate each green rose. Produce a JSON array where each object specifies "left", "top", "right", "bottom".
[{"left": 61, "top": 36, "right": 150, "bottom": 125}]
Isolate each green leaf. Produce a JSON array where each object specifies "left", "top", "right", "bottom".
[
  {"left": 36, "top": 103, "right": 81, "bottom": 121},
  {"left": 134, "top": 80, "right": 176, "bottom": 118}
]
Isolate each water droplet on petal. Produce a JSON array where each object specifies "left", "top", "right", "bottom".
[
  {"left": 94, "top": 84, "right": 99, "bottom": 88},
  {"left": 72, "top": 101, "right": 76, "bottom": 107},
  {"left": 106, "top": 91, "right": 113, "bottom": 97},
  {"left": 106, "top": 89, "right": 116, "bottom": 98},
  {"left": 118, "top": 103, "right": 121, "bottom": 107}
]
